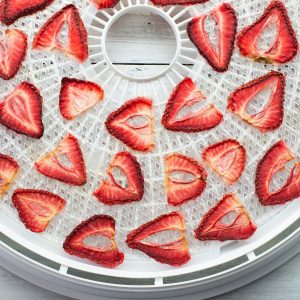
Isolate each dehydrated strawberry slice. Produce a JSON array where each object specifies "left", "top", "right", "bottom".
[
  {"left": 227, "top": 71, "right": 285, "bottom": 132},
  {"left": 63, "top": 215, "right": 124, "bottom": 268},
  {"left": 59, "top": 78, "right": 104, "bottom": 120},
  {"left": 202, "top": 139, "right": 246, "bottom": 185},
  {"left": 12, "top": 189, "right": 66, "bottom": 233},
  {"left": 237, "top": 1, "right": 298, "bottom": 64},
  {"left": 255, "top": 140, "right": 300, "bottom": 205},
  {"left": 35, "top": 133, "right": 87, "bottom": 186},
  {"left": 93, "top": 152, "right": 144, "bottom": 205},
  {"left": 151, "top": 0, "right": 208, "bottom": 6},
  {"left": 187, "top": 3, "right": 237, "bottom": 72},
  {"left": 0, "top": 154, "right": 19, "bottom": 197},
  {"left": 126, "top": 212, "right": 190, "bottom": 266},
  {"left": 90, "top": 0, "right": 120, "bottom": 9},
  {"left": 161, "top": 78, "right": 223, "bottom": 132},
  {"left": 0, "top": 82, "right": 44, "bottom": 139},
  {"left": 164, "top": 153, "right": 207, "bottom": 206},
  {"left": 195, "top": 193, "right": 257, "bottom": 241},
  {"left": 32, "top": 4, "right": 88, "bottom": 62},
  {"left": 105, "top": 97, "right": 154, "bottom": 152}
]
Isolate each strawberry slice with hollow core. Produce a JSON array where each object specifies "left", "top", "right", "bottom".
[
  {"left": 35, "top": 133, "right": 87, "bottom": 186},
  {"left": 255, "top": 140, "right": 300, "bottom": 205},
  {"left": 126, "top": 212, "right": 190, "bottom": 266},
  {"left": 161, "top": 78, "right": 223, "bottom": 132},
  {"left": 151, "top": 0, "right": 208, "bottom": 6},
  {"left": 0, "top": 154, "right": 19, "bottom": 197},
  {"left": 63, "top": 215, "right": 124, "bottom": 268},
  {"left": 195, "top": 193, "right": 257, "bottom": 241},
  {"left": 90, "top": 0, "right": 120, "bottom": 9}
]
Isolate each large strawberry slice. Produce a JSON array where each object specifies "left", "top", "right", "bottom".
[
  {"left": 202, "top": 139, "right": 246, "bottom": 185},
  {"left": 32, "top": 4, "right": 88, "bottom": 63},
  {"left": 151, "top": 0, "right": 208, "bottom": 6},
  {"left": 59, "top": 78, "right": 104, "bottom": 120},
  {"left": 195, "top": 193, "right": 257, "bottom": 241},
  {"left": 0, "top": 82, "right": 44, "bottom": 139},
  {"left": 35, "top": 133, "right": 87, "bottom": 186},
  {"left": 227, "top": 71, "right": 285, "bottom": 132},
  {"left": 63, "top": 215, "right": 124, "bottom": 268},
  {"left": 12, "top": 189, "right": 66, "bottom": 233},
  {"left": 187, "top": 3, "right": 237, "bottom": 72},
  {"left": 126, "top": 212, "right": 190, "bottom": 266},
  {"left": 93, "top": 152, "right": 144, "bottom": 205},
  {"left": 0, "top": 154, "right": 19, "bottom": 197},
  {"left": 90, "top": 0, "right": 120, "bottom": 9},
  {"left": 237, "top": 1, "right": 298, "bottom": 64},
  {"left": 255, "top": 140, "right": 300, "bottom": 205},
  {"left": 164, "top": 153, "right": 207, "bottom": 206},
  {"left": 105, "top": 97, "right": 154, "bottom": 152},
  {"left": 161, "top": 78, "right": 223, "bottom": 132}
]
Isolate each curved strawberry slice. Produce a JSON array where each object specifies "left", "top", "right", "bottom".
[
  {"left": 90, "top": 0, "right": 120, "bottom": 9},
  {"left": 255, "top": 140, "right": 300, "bottom": 205},
  {"left": 161, "top": 78, "right": 223, "bottom": 132},
  {"left": 227, "top": 71, "right": 285, "bottom": 132},
  {"left": 151, "top": 0, "right": 208, "bottom": 6},
  {"left": 32, "top": 4, "right": 88, "bottom": 62},
  {"left": 126, "top": 212, "right": 190, "bottom": 266},
  {"left": 187, "top": 3, "right": 237, "bottom": 72},
  {"left": 0, "top": 154, "right": 19, "bottom": 197},
  {"left": 164, "top": 153, "right": 207, "bottom": 206},
  {"left": 195, "top": 193, "right": 257, "bottom": 241},
  {"left": 12, "top": 189, "right": 66, "bottom": 233},
  {"left": 237, "top": 1, "right": 298, "bottom": 64},
  {"left": 35, "top": 133, "right": 87, "bottom": 186},
  {"left": 93, "top": 152, "right": 144, "bottom": 205},
  {"left": 105, "top": 97, "right": 154, "bottom": 152},
  {"left": 63, "top": 215, "right": 124, "bottom": 268}
]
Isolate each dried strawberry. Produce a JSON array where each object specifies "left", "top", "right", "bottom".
[
  {"left": 105, "top": 97, "right": 154, "bottom": 152},
  {"left": 195, "top": 193, "right": 257, "bottom": 241},
  {"left": 35, "top": 133, "right": 87, "bottom": 186},
  {"left": 126, "top": 212, "right": 190, "bottom": 266},
  {"left": 161, "top": 78, "right": 223, "bottom": 132},
  {"left": 227, "top": 71, "right": 285, "bottom": 132},
  {"left": 164, "top": 153, "right": 207, "bottom": 206},
  {"left": 63, "top": 215, "right": 124, "bottom": 268},
  {"left": 12, "top": 189, "right": 66, "bottom": 233},
  {"left": 151, "top": 0, "right": 208, "bottom": 6},
  {"left": 202, "top": 139, "right": 246, "bottom": 185},
  {"left": 237, "top": 1, "right": 298, "bottom": 64},
  {"left": 255, "top": 140, "right": 300, "bottom": 205},
  {"left": 0, "top": 154, "right": 19, "bottom": 197},
  {"left": 187, "top": 3, "right": 237, "bottom": 72},
  {"left": 32, "top": 4, "right": 88, "bottom": 63},
  {"left": 90, "top": 0, "right": 120, "bottom": 9},
  {"left": 0, "top": 82, "right": 44, "bottom": 139}
]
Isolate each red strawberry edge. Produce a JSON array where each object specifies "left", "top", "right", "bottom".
[{"left": 151, "top": 0, "right": 209, "bottom": 7}]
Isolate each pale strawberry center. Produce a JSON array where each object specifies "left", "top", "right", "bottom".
[{"left": 83, "top": 234, "right": 113, "bottom": 251}]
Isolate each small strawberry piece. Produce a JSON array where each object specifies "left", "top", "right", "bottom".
[
  {"left": 105, "top": 97, "right": 154, "bottom": 152},
  {"left": 165, "top": 153, "right": 207, "bottom": 206},
  {"left": 161, "top": 78, "right": 223, "bottom": 132},
  {"left": 237, "top": 1, "right": 298, "bottom": 64},
  {"left": 202, "top": 139, "right": 246, "bottom": 185},
  {"left": 93, "top": 152, "right": 144, "bottom": 205},
  {"left": 126, "top": 212, "right": 190, "bottom": 266},
  {"left": 227, "top": 71, "right": 285, "bottom": 132},
  {"left": 63, "top": 215, "right": 124, "bottom": 268},
  {"left": 151, "top": 0, "right": 208, "bottom": 6},
  {"left": 35, "top": 133, "right": 87, "bottom": 186},
  {"left": 255, "top": 140, "right": 300, "bottom": 205},
  {"left": 187, "top": 3, "right": 237, "bottom": 72},
  {"left": 195, "top": 193, "right": 257, "bottom": 241},
  {"left": 12, "top": 189, "right": 65, "bottom": 233},
  {"left": 90, "top": 0, "right": 120, "bottom": 9},
  {"left": 0, "top": 82, "right": 44, "bottom": 139},
  {"left": 32, "top": 4, "right": 88, "bottom": 63},
  {"left": 0, "top": 154, "right": 19, "bottom": 197}
]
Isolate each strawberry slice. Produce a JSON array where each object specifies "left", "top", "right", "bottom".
[
  {"left": 105, "top": 97, "right": 154, "bottom": 152},
  {"left": 32, "top": 4, "right": 88, "bottom": 63},
  {"left": 63, "top": 215, "right": 124, "bottom": 268},
  {"left": 237, "top": 1, "right": 298, "bottom": 64},
  {"left": 35, "top": 133, "right": 87, "bottom": 186},
  {"left": 151, "top": 0, "right": 208, "bottom": 6},
  {"left": 187, "top": 3, "right": 237, "bottom": 72},
  {"left": 195, "top": 193, "right": 257, "bottom": 241},
  {"left": 255, "top": 140, "right": 300, "bottom": 205},
  {"left": 227, "top": 71, "right": 285, "bottom": 132},
  {"left": 164, "top": 153, "right": 207, "bottom": 206},
  {"left": 0, "top": 154, "right": 19, "bottom": 197},
  {"left": 161, "top": 78, "right": 223, "bottom": 132},
  {"left": 93, "top": 152, "right": 144, "bottom": 205},
  {"left": 0, "top": 82, "right": 44, "bottom": 139},
  {"left": 12, "top": 189, "right": 66, "bottom": 233},
  {"left": 59, "top": 78, "right": 104, "bottom": 120},
  {"left": 90, "top": 0, "right": 120, "bottom": 9}
]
